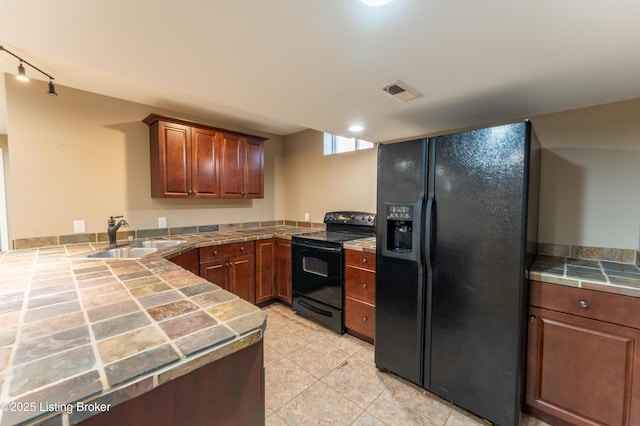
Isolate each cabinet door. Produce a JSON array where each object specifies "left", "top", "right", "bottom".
[
  {"left": 219, "top": 133, "right": 244, "bottom": 198},
  {"left": 242, "top": 137, "right": 264, "bottom": 198},
  {"left": 157, "top": 121, "right": 191, "bottom": 197},
  {"left": 275, "top": 239, "right": 292, "bottom": 304},
  {"left": 229, "top": 255, "right": 256, "bottom": 304},
  {"left": 191, "top": 127, "right": 219, "bottom": 198},
  {"left": 200, "top": 259, "right": 229, "bottom": 291},
  {"left": 526, "top": 306, "right": 640, "bottom": 426},
  {"left": 169, "top": 249, "right": 199, "bottom": 275},
  {"left": 255, "top": 239, "right": 276, "bottom": 304}
]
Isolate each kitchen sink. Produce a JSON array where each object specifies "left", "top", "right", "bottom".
[
  {"left": 134, "top": 240, "right": 185, "bottom": 249},
  {"left": 87, "top": 247, "right": 158, "bottom": 258},
  {"left": 69, "top": 239, "right": 187, "bottom": 259}
]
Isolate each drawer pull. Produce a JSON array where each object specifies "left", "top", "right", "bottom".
[
  {"left": 362, "top": 283, "right": 367, "bottom": 289},
  {"left": 362, "top": 316, "right": 368, "bottom": 322},
  {"left": 579, "top": 300, "right": 589, "bottom": 309}
]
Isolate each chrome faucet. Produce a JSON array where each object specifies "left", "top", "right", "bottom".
[{"left": 107, "top": 215, "right": 129, "bottom": 247}]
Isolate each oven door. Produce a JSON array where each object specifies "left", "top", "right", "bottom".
[{"left": 291, "top": 240, "right": 343, "bottom": 309}]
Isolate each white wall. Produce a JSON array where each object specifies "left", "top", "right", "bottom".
[
  {"left": 283, "top": 129, "right": 377, "bottom": 223},
  {"left": 280, "top": 99, "right": 640, "bottom": 251},
  {"left": 4, "top": 76, "right": 285, "bottom": 241},
  {"left": 530, "top": 98, "right": 640, "bottom": 250}
]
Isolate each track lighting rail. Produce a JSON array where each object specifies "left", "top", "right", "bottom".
[{"left": 0, "top": 45, "right": 58, "bottom": 95}]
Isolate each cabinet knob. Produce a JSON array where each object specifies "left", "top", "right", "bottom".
[
  {"left": 362, "top": 316, "right": 368, "bottom": 322},
  {"left": 529, "top": 315, "right": 537, "bottom": 323},
  {"left": 362, "top": 283, "right": 367, "bottom": 289},
  {"left": 362, "top": 258, "right": 368, "bottom": 264},
  {"left": 193, "top": 189, "right": 198, "bottom": 196},
  {"left": 240, "top": 246, "right": 245, "bottom": 252},
  {"left": 188, "top": 189, "right": 193, "bottom": 196},
  {"left": 225, "top": 262, "right": 230, "bottom": 267},
  {"left": 579, "top": 300, "right": 589, "bottom": 309},
  {"left": 213, "top": 250, "right": 218, "bottom": 256}
]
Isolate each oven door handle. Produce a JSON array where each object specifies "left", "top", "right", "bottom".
[
  {"left": 292, "top": 241, "right": 343, "bottom": 252},
  {"left": 298, "top": 299, "right": 333, "bottom": 317}
]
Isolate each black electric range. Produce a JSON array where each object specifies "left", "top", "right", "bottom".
[{"left": 291, "top": 211, "right": 375, "bottom": 333}]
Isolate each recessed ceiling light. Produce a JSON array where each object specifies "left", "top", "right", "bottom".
[
  {"left": 349, "top": 124, "right": 364, "bottom": 132},
  {"left": 361, "top": 0, "right": 393, "bottom": 6}
]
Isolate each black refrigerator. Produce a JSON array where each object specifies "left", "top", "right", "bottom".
[{"left": 375, "top": 121, "right": 540, "bottom": 426}]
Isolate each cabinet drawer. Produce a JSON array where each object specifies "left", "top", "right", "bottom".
[
  {"left": 199, "top": 241, "right": 255, "bottom": 262},
  {"left": 345, "top": 266, "right": 375, "bottom": 305},
  {"left": 530, "top": 281, "right": 640, "bottom": 329},
  {"left": 345, "top": 297, "right": 375, "bottom": 339},
  {"left": 345, "top": 250, "right": 376, "bottom": 271}
]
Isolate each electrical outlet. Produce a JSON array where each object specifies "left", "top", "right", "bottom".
[
  {"left": 73, "top": 220, "right": 85, "bottom": 233},
  {"left": 158, "top": 217, "right": 167, "bottom": 228},
  {"left": 304, "top": 212, "right": 310, "bottom": 222}
]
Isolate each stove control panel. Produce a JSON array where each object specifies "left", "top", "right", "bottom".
[{"left": 324, "top": 211, "right": 376, "bottom": 226}]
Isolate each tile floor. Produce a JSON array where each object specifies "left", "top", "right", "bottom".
[{"left": 263, "top": 303, "right": 549, "bottom": 426}]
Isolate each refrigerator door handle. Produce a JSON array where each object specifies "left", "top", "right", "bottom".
[{"left": 424, "top": 197, "right": 434, "bottom": 272}]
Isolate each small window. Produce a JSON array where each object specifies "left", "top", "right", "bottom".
[{"left": 323, "top": 133, "right": 375, "bottom": 155}]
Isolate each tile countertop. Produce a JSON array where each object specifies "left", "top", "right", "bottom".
[
  {"left": 0, "top": 226, "right": 315, "bottom": 425},
  {"left": 341, "top": 238, "right": 640, "bottom": 299},
  {"left": 529, "top": 255, "right": 640, "bottom": 298}
]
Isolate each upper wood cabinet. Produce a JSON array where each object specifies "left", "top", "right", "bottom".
[
  {"left": 219, "top": 133, "right": 264, "bottom": 199},
  {"left": 144, "top": 114, "right": 266, "bottom": 199}
]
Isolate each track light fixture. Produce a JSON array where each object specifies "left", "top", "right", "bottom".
[
  {"left": 17, "top": 62, "right": 29, "bottom": 81},
  {"left": 0, "top": 45, "right": 58, "bottom": 95}
]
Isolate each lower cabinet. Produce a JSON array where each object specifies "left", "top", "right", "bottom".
[
  {"left": 200, "top": 242, "right": 256, "bottom": 304},
  {"left": 255, "top": 238, "right": 277, "bottom": 304},
  {"left": 344, "top": 250, "right": 376, "bottom": 342},
  {"left": 80, "top": 339, "right": 264, "bottom": 426},
  {"left": 526, "top": 281, "right": 640, "bottom": 426},
  {"left": 275, "top": 238, "right": 292, "bottom": 304},
  {"left": 199, "top": 238, "right": 292, "bottom": 306},
  {"left": 168, "top": 248, "right": 199, "bottom": 275}
]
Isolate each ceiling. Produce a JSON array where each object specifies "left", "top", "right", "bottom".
[{"left": 1, "top": 0, "right": 640, "bottom": 142}]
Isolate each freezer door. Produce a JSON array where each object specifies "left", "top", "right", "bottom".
[
  {"left": 375, "top": 139, "right": 427, "bottom": 386},
  {"left": 426, "top": 122, "right": 531, "bottom": 426}
]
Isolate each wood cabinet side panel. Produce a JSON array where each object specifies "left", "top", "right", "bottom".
[
  {"left": 79, "top": 340, "right": 264, "bottom": 426},
  {"left": 169, "top": 249, "right": 199, "bottom": 275},
  {"left": 256, "top": 239, "right": 276, "bottom": 304},
  {"left": 276, "top": 239, "right": 292, "bottom": 304}
]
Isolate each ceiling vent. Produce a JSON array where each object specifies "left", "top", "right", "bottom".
[{"left": 378, "top": 80, "right": 423, "bottom": 103}]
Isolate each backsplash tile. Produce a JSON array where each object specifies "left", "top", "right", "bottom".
[
  {"left": 13, "top": 236, "right": 58, "bottom": 250},
  {"left": 539, "top": 242, "right": 637, "bottom": 264},
  {"left": 136, "top": 228, "right": 169, "bottom": 239},
  {"left": 197, "top": 224, "right": 219, "bottom": 233},
  {"left": 169, "top": 226, "right": 198, "bottom": 235},
  {"left": 59, "top": 233, "right": 96, "bottom": 245}
]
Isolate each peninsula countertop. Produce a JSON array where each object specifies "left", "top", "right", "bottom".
[{"left": 0, "top": 226, "right": 314, "bottom": 425}]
